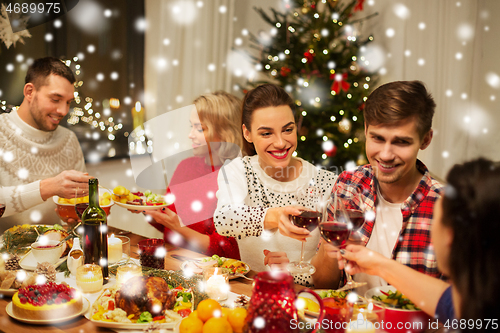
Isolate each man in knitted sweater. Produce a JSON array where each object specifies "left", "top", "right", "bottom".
[{"left": 0, "top": 57, "right": 91, "bottom": 232}]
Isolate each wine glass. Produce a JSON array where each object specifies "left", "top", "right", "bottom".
[
  {"left": 287, "top": 186, "right": 322, "bottom": 275},
  {"left": 320, "top": 189, "right": 370, "bottom": 291}
]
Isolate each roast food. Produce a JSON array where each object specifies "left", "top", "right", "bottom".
[{"left": 114, "top": 276, "right": 175, "bottom": 318}]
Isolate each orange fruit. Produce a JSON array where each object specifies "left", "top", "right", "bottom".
[
  {"left": 179, "top": 316, "right": 203, "bottom": 333},
  {"left": 228, "top": 308, "right": 247, "bottom": 333},
  {"left": 202, "top": 317, "right": 233, "bottom": 333},
  {"left": 197, "top": 299, "right": 222, "bottom": 322},
  {"left": 189, "top": 310, "right": 199, "bottom": 319},
  {"left": 220, "top": 307, "right": 231, "bottom": 320}
]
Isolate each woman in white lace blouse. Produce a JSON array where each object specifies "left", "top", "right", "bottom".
[{"left": 214, "top": 84, "right": 336, "bottom": 286}]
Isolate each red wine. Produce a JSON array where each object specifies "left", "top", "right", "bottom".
[
  {"left": 0, "top": 204, "right": 4, "bottom": 218},
  {"left": 346, "top": 209, "right": 365, "bottom": 231},
  {"left": 320, "top": 222, "right": 350, "bottom": 248},
  {"left": 291, "top": 210, "right": 321, "bottom": 232},
  {"left": 82, "top": 178, "right": 108, "bottom": 281},
  {"left": 75, "top": 203, "right": 89, "bottom": 219}
]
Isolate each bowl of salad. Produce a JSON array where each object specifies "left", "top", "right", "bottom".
[{"left": 365, "top": 286, "right": 431, "bottom": 333}]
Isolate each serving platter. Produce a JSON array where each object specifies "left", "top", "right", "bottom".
[
  {"left": 6, "top": 298, "right": 90, "bottom": 324},
  {"left": 180, "top": 257, "right": 250, "bottom": 279},
  {"left": 114, "top": 201, "right": 169, "bottom": 211}
]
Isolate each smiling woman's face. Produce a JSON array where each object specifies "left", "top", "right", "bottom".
[{"left": 242, "top": 104, "right": 297, "bottom": 171}]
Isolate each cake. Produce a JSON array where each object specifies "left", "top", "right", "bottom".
[{"left": 12, "top": 282, "right": 83, "bottom": 320}]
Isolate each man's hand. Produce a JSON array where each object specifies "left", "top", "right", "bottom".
[
  {"left": 40, "top": 170, "right": 92, "bottom": 200},
  {"left": 263, "top": 249, "right": 289, "bottom": 271}
]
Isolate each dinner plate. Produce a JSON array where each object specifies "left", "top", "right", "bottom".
[
  {"left": 19, "top": 250, "right": 67, "bottom": 271},
  {"left": 90, "top": 317, "right": 181, "bottom": 330},
  {"left": 0, "top": 288, "right": 17, "bottom": 297},
  {"left": 180, "top": 257, "right": 250, "bottom": 279},
  {"left": 300, "top": 289, "right": 363, "bottom": 317},
  {"left": 6, "top": 297, "right": 89, "bottom": 324},
  {"left": 114, "top": 201, "right": 170, "bottom": 211}
]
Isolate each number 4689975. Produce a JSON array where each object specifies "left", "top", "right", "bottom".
[{"left": 5, "top": 2, "right": 61, "bottom": 14}]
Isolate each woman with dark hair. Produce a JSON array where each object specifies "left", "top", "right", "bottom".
[
  {"left": 338, "top": 158, "right": 500, "bottom": 328},
  {"left": 214, "top": 84, "right": 336, "bottom": 285}
]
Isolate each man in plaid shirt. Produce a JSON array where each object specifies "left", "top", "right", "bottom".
[{"left": 310, "top": 81, "right": 444, "bottom": 290}]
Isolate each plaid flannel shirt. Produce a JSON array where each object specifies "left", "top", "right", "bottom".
[{"left": 334, "top": 159, "right": 444, "bottom": 278}]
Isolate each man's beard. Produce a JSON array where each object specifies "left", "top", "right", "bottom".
[{"left": 31, "top": 96, "right": 58, "bottom": 132}]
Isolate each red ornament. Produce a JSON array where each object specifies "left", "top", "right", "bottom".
[
  {"left": 330, "top": 72, "right": 351, "bottom": 94},
  {"left": 311, "top": 2, "right": 316, "bottom": 9},
  {"left": 303, "top": 51, "right": 315, "bottom": 63},
  {"left": 354, "top": 0, "right": 365, "bottom": 12},
  {"left": 325, "top": 145, "right": 337, "bottom": 157},
  {"left": 280, "top": 66, "right": 291, "bottom": 77}
]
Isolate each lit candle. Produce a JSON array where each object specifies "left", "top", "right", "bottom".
[
  {"left": 204, "top": 267, "right": 229, "bottom": 301},
  {"left": 76, "top": 264, "right": 103, "bottom": 293},
  {"left": 346, "top": 313, "right": 376, "bottom": 333},
  {"left": 108, "top": 234, "right": 123, "bottom": 263},
  {"left": 116, "top": 264, "right": 142, "bottom": 285}
]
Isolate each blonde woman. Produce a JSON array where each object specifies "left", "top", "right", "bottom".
[{"left": 145, "top": 91, "right": 244, "bottom": 258}]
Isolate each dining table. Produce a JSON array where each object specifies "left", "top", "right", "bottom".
[
  {"left": 0, "top": 227, "right": 444, "bottom": 333},
  {"left": 0, "top": 227, "right": 259, "bottom": 333}
]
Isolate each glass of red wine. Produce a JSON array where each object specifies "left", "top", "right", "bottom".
[
  {"left": 320, "top": 190, "right": 371, "bottom": 291},
  {"left": 287, "top": 186, "right": 323, "bottom": 275}
]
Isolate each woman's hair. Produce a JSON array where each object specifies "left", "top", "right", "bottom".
[
  {"left": 442, "top": 158, "right": 500, "bottom": 326},
  {"left": 241, "top": 84, "right": 295, "bottom": 155},
  {"left": 193, "top": 91, "right": 244, "bottom": 163}
]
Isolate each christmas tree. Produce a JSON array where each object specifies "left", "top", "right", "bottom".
[{"left": 244, "top": 0, "right": 378, "bottom": 169}]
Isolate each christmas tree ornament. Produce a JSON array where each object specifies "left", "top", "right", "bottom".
[
  {"left": 322, "top": 140, "right": 337, "bottom": 157},
  {"left": 349, "top": 61, "right": 360, "bottom": 75},
  {"left": 330, "top": 72, "right": 351, "bottom": 94},
  {"left": 280, "top": 66, "right": 291, "bottom": 77},
  {"left": 357, "top": 154, "right": 368, "bottom": 166},
  {"left": 338, "top": 117, "right": 352, "bottom": 134},
  {"left": 303, "top": 51, "right": 315, "bottom": 63},
  {"left": 354, "top": 0, "right": 366, "bottom": 12}
]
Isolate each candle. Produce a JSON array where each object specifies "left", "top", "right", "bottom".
[
  {"left": 346, "top": 313, "right": 376, "bottom": 333},
  {"left": 116, "top": 264, "right": 142, "bottom": 285},
  {"left": 204, "top": 267, "right": 229, "bottom": 301},
  {"left": 108, "top": 234, "right": 123, "bottom": 263},
  {"left": 76, "top": 264, "right": 103, "bottom": 293}
]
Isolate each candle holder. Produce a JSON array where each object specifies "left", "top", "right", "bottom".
[
  {"left": 116, "top": 263, "right": 142, "bottom": 285},
  {"left": 108, "top": 235, "right": 130, "bottom": 265},
  {"left": 203, "top": 267, "right": 229, "bottom": 301},
  {"left": 346, "top": 300, "right": 385, "bottom": 333},
  {"left": 76, "top": 264, "right": 103, "bottom": 293},
  {"left": 138, "top": 238, "right": 165, "bottom": 269}
]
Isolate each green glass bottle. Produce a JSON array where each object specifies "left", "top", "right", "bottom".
[{"left": 81, "top": 178, "right": 109, "bottom": 283}]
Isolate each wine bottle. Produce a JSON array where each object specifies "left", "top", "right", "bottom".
[{"left": 81, "top": 178, "right": 109, "bottom": 283}]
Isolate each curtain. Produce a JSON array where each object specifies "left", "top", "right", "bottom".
[
  {"left": 362, "top": 0, "right": 500, "bottom": 179},
  {"left": 144, "top": 0, "right": 235, "bottom": 120}
]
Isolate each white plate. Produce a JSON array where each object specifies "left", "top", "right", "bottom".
[
  {"left": 0, "top": 288, "right": 17, "bottom": 297},
  {"left": 19, "top": 250, "right": 67, "bottom": 271},
  {"left": 180, "top": 257, "right": 250, "bottom": 279},
  {"left": 6, "top": 297, "right": 89, "bottom": 324},
  {"left": 90, "top": 318, "right": 181, "bottom": 330},
  {"left": 114, "top": 201, "right": 170, "bottom": 211}
]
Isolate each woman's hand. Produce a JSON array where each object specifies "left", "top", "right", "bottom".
[
  {"left": 337, "top": 244, "right": 389, "bottom": 276},
  {"left": 265, "top": 206, "right": 310, "bottom": 241},
  {"left": 263, "top": 249, "right": 289, "bottom": 271},
  {"left": 143, "top": 207, "right": 182, "bottom": 231}
]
